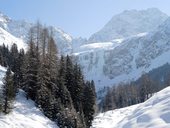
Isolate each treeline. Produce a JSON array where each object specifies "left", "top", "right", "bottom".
[
  {"left": 0, "top": 23, "right": 96, "bottom": 128},
  {"left": 101, "top": 73, "right": 167, "bottom": 112}
]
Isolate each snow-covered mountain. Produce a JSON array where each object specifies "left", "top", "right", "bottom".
[
  {"left": 93, "top": 86, "right": 170, "bottom": 128},
  {"left": 0, "top": 9, "right": 170, "bottom": 90},
  {"left": 89, "top": 8, "right": 168, "bottom": 42},
  {"left": 0, "top": 12, "right": 73, "bottom": 54},
  {"left": 1, "top": 8, "right": 170, "bottom": 128},
  {"left": 73, "top": 17, "right": 170, "bottom": 89}
]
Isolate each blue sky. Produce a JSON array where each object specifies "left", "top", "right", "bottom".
[{"left": 0, "top": 0, "right": 170, "bottom": 38}]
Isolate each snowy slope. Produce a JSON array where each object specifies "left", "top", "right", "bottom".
[
  {"left": 0, "top": 90, "right": 58, "bottom": 128},
  {"left": 93, "top": 86, "right": 170, "bottom": 128},
  {"left": 92, "top": 104, "right": 139, "bottom": 128},
  {"left": 89, "top": 8, "right": 168, "bottom": 42},
  {"left": 0, "top": 27, "right": 26, "bottom": 50},
  {"left": 0, "top": 66, "right": 58, "bottom": 128},
  {"left": 117, "top": 87, "right": 170, "bottom": 128}
]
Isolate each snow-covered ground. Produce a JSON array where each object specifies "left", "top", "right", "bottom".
[
  {"left": 92, "top": 86, "right": 170, "bottom": 128},
  {"left": 0, "top": 90, "right": 58, "bottom": 128},
  {"left": 92, "top": 104, "right": 139, "bottom": 128},
  {"left": 0, "top": 66, "right": 58, "bottom": 128}
]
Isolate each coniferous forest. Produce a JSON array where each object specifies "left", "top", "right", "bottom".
[
  {"left": 100, "top": 72, "right": 170, "bottom": 112},
  {"left": 0, "top": 23, "right": 96, "bottom": 128}
]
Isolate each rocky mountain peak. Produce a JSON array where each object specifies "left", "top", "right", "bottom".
[{"left": 89, "top": 8, "right": 168, "bottom": 42}]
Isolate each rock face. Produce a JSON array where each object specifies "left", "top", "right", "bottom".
[
  {"left": 73, "top": 17, "right": 170, "bottom": 89},
  {"left": 89, "top": 8, "right": 168, "bottom": 42}
]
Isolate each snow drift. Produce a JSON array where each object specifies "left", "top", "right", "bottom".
[{"left": 92, "top": 86, "right": 170, "bottom": 128}]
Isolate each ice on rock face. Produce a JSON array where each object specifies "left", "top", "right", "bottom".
[{"left": 73, "top": 17, "right": 170, "bottom": 90}]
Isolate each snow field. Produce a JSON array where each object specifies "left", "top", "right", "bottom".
[
  {"left": 93, "top": 86, "right": 170, "bottom": 128},
  {"left": 92, "top": 104, "right": 139, "bottom": 128}
]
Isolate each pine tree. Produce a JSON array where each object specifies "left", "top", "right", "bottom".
[
  {"left": 19, "top": 24, "right": 96, "bottom": 127},
  {"left": 11, "top": 45, "right": 23, "bottom": 94},
  {"left": 2, "top": 68, "right": 15, "bottom": 114},
  {"left": 72, "top": 63, "right": 84, "bottom": 112},
  {"left": 65, "top": 55, "right": 74, "bottom": 99},
  {"left": 65, "top": 56, "right": 87, "bottom": 127},
  {"left": 57, "top": 55, "right": 71, "bottom": 106},
  {"left": 23, "top": 40, "right": 39, "bottom": 101},
  {"left": 0, "top": 50, "right": 3, "bottom": 66},
  {"left": 2, "top": 44, "right": 9, "bottom": 67},
  {"left": 139, "top": 74, "right": 153, "bottom": 102},
  {"left": 46, "top": 34, "right": 59, "bottom": 93},
  {"left": 57, "top": 56, "right": 83, "bottom": 127},
  {"left": 47, "top": 31, "right": 58, "bottom": 74},
  {"left": 10, "top": 43, "right": 19, "bottom": 72},
  {"left": 16, "top": 49, "right": 25, "bottom": 88},
  {"left": 83, "top": 81, "right": 96, "bottom": 127}
]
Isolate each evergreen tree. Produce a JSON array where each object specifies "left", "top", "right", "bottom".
[
  {"left": 83, "top": 81, "right": 96, "bottom": 127},
  {"left": 18, "top": 24, "right": 97, "bottom": 127},
  {"left": 72, "top": 63, "right": 84, "bottom": 112},
  {"left": 23, "top": 41, "right": 39, "bottom": 101},
  {"left": 65, "top": 56, "right": 87, "bottom": 127},
  {"left": 2, "top": 44, "right": 9, "bottom": 67},
  {"left": 2, "top": 68, "right": 15, "bottom": 114},
  {"left": 57, "top": 55, "right": 71, "bottom": 107},
  {"left": 10, "top": 43, "right": 19, "bottom": 72},
  {"left": 65, "top": 55, "right": 74, "bottom": 99},
  {"left": 16, "top": 49, "right": 25, "bottom": 88},
  {"left": 0, "top": 50, "right": 3, "bottom": 66},
  {"left": 46, "top": 35, "right": 59, "bottom": 93}
]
